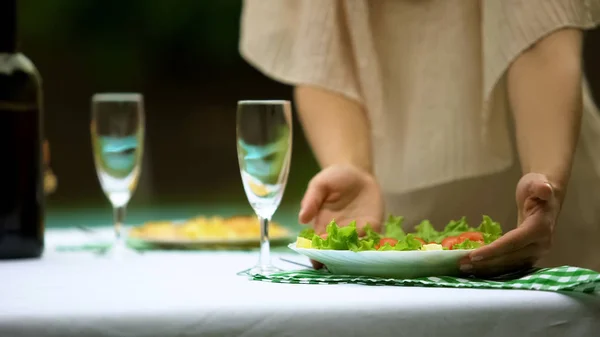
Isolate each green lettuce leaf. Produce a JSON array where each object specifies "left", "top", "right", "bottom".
[
  {"left": 351, "top": 223, "right": 381, "bottom": 251},
  {"left": 363, "top": 223, "right": 381, "bottom": 242},
  {"left": 377, "top": 234, "right": 423, "bottom": 251},
  {"left": 414, "top": 220, "right": 439, "bottom": 243},
  {"left": 440, "top": 216, "right": 470, "bottom": 239},
  {"left": 348, "top": 239, "right": 377, "bottom": 252},
  {"left": 298, "top": 228, "right": 315, "bottom": 240},
  {"left": 394, "top": 234, "right": 424, "bottom": 251},
  {"left": 311, "top": 220, "right": 360, "bottom": 250},
  {"left": 452, "top": 238, "right": 484, "bottom": 250},
  {"left": 383, "top": 215, "right": 406, "bottom": 240},
  {"left": 477, "top": 215, "right": 502, "bottom": 244},
  {"left": 377, "top": 242, "right": 396, "bottom": 251}
]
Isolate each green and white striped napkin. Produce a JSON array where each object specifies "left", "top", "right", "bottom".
[{"left": 252, "top": 266, "right": 600, "bottom": 294}]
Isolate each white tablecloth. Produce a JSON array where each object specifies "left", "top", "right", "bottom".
[{"left": 1, "top": 228, "right": 599, "bottom": 337}]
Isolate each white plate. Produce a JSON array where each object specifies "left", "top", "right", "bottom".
[{"left": 288, "top": 243, "right": 473, "bottom": 279}]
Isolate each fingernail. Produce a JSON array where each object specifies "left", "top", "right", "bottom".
[
  {"left": 460, "top": 264, "right": 473, "bottom": 272},
  {"left": 298, "top": 208, "right": 305, "bottom": 218},
  {"left": 544, "top": 182, "right": 555, "bottom": 194},
  {"left": 471, "top": 255, "right": 483, "bottom": 262}
]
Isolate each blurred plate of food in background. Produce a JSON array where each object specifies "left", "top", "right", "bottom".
[{"left": 128, "top": 215, "right": 293, "bottom": 249}]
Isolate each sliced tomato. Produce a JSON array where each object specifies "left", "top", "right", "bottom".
[
  {"left": 319, "top": 233, "right": 328, "bottom": 239},
  {"left": 454, "top": 238, "right": 484, "bottom": 249},
  {"left": 441, "top": 236, "right": 462, "bottom": 250},
  {"left": 442, "top": 235, "right": 485, "bottom": 250},
  {"left": 414, "top": 237, "right": 426, "bottom": 244},
  {"left": 457, "top": 232, "right": 484, "bottom": 242},
  {"left": 375, "top": 237, "right": 398, "bottom": 250}
]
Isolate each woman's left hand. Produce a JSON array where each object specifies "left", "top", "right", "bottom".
[{"left": 460, "top": 173, "right": 560, "bottom": 277}]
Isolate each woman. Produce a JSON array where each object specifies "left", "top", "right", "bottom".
[{"left": 239, "top": 0, "right": 600, "bottom": 275}]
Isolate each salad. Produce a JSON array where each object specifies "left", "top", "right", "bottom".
[{"left": 295, "top": 215, "right": 503, "bottom": 252}]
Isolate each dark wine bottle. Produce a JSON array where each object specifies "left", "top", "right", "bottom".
[{"left": 0, "top": 0, "right": 45, "bottom": 259}]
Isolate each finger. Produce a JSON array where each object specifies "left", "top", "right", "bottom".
[
  {"left": 355, "top": 218, "right": 383, "bottom": 236},
  {"left": 354, "top": 222, "right": 371, "bottom": 237},
  {"left": 516, "top": 174, "right": 554, "bottom": 206},
  {"left": 314, "top": 232, "right": 328, "bottom": 240},
  {"left": 460, "top": 244, "right": 539, "bottom": 277},
  {"left": 310, "top": 259, "right": 324, "bottom": 270},
  {"left": 312, "top": 212, "right": 332, "bottom": 234},
  {"left": 299, "top": 179, "right": 328, "bottom": 224},
  {"left": 528, "top": 179, "right": 554, "bottom": 202},
  {"left": 314, "top": 222, "right": 328, "bottom": 235},
  {"left": 468, "top": 219, "right": 541, "bottom": 262}
]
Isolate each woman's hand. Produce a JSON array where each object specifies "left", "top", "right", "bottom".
[
  {"left": 299, "top": 164, "right": 384, "bottom": 268},
  {"left": 483, "top": 28, "right": 582, "bottom": 277},
  {"left": 461, "top": 173, "right": 560, "bottom": 276},
  {"left": 300, "top": 164, "right": 384, "bottom": 233}
]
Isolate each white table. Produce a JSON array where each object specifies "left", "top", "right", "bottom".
[{"left": 1, "top": 228, "right": 599, "bottom": 337}]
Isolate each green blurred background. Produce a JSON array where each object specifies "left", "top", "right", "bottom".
[
  {"left": 18, "top": 0, "right": 600, "bottom": 228},
  {"left": 20, "top": 0, "right": 320, "bottom": 227}
]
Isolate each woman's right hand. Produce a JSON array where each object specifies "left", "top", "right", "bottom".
[{"left": 299, "top": 164, "right": 384, "bottom": 268}]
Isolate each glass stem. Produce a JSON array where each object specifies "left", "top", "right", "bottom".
[
  {"left": 258, "top": 215, "right": 271, "bottom": 268},
  {"left": 113, "top": 205, "right": 126, "bottom": 244}
]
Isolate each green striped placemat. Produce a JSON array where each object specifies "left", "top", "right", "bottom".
[{"left": 252, "top": 266, "right": 600, "bottom": 294}]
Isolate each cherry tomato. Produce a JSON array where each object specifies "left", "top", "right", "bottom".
[
  {"left": 458, "top": 232, "right": 484, "bottom": 242},
  {"left": 441, "top": 236, "right": 462, "bottom": 250},
  {"left": 442, "top": 235, "right": 485, "bottom": 250},
  {"left": 375, "top": 237, "right": 398, "bottom": 250},
  {"left": 414, "top": 237, "right": 426, "bottom": 244},
  {"left": 456, "top": 238, "right": 484, "bottom": 249}
]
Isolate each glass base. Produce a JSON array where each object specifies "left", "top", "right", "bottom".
[
  {"left": 95, "top": 239, "right": 129, "bottom": 259},
  {"left": 109, "top": 242, "right": 127, "bottom": 258},
  {"left": 237, "top": 264, "right": 283, "bottom": 277}
]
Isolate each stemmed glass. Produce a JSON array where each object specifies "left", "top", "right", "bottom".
[
  {"left": 91, "top": 93, "right": 144, "bottom": 256},
  {"left": 236, "top": 100, "right": 292, "bottom": 275}
]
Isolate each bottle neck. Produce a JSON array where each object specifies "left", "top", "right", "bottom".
[{"left": 0, "top": 0, "right": 17, "bottom": 53}]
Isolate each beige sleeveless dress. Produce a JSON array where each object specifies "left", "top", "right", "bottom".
[{"left": 239, "top": 0, "right": 600, "bottom": 271}]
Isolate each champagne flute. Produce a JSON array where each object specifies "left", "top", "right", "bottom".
[
  {"left": 237, "top": 100, "right": 292, "bottom": 275},
  {"left": 91, "top": 93, "right": 144, "bottom": 255}
]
